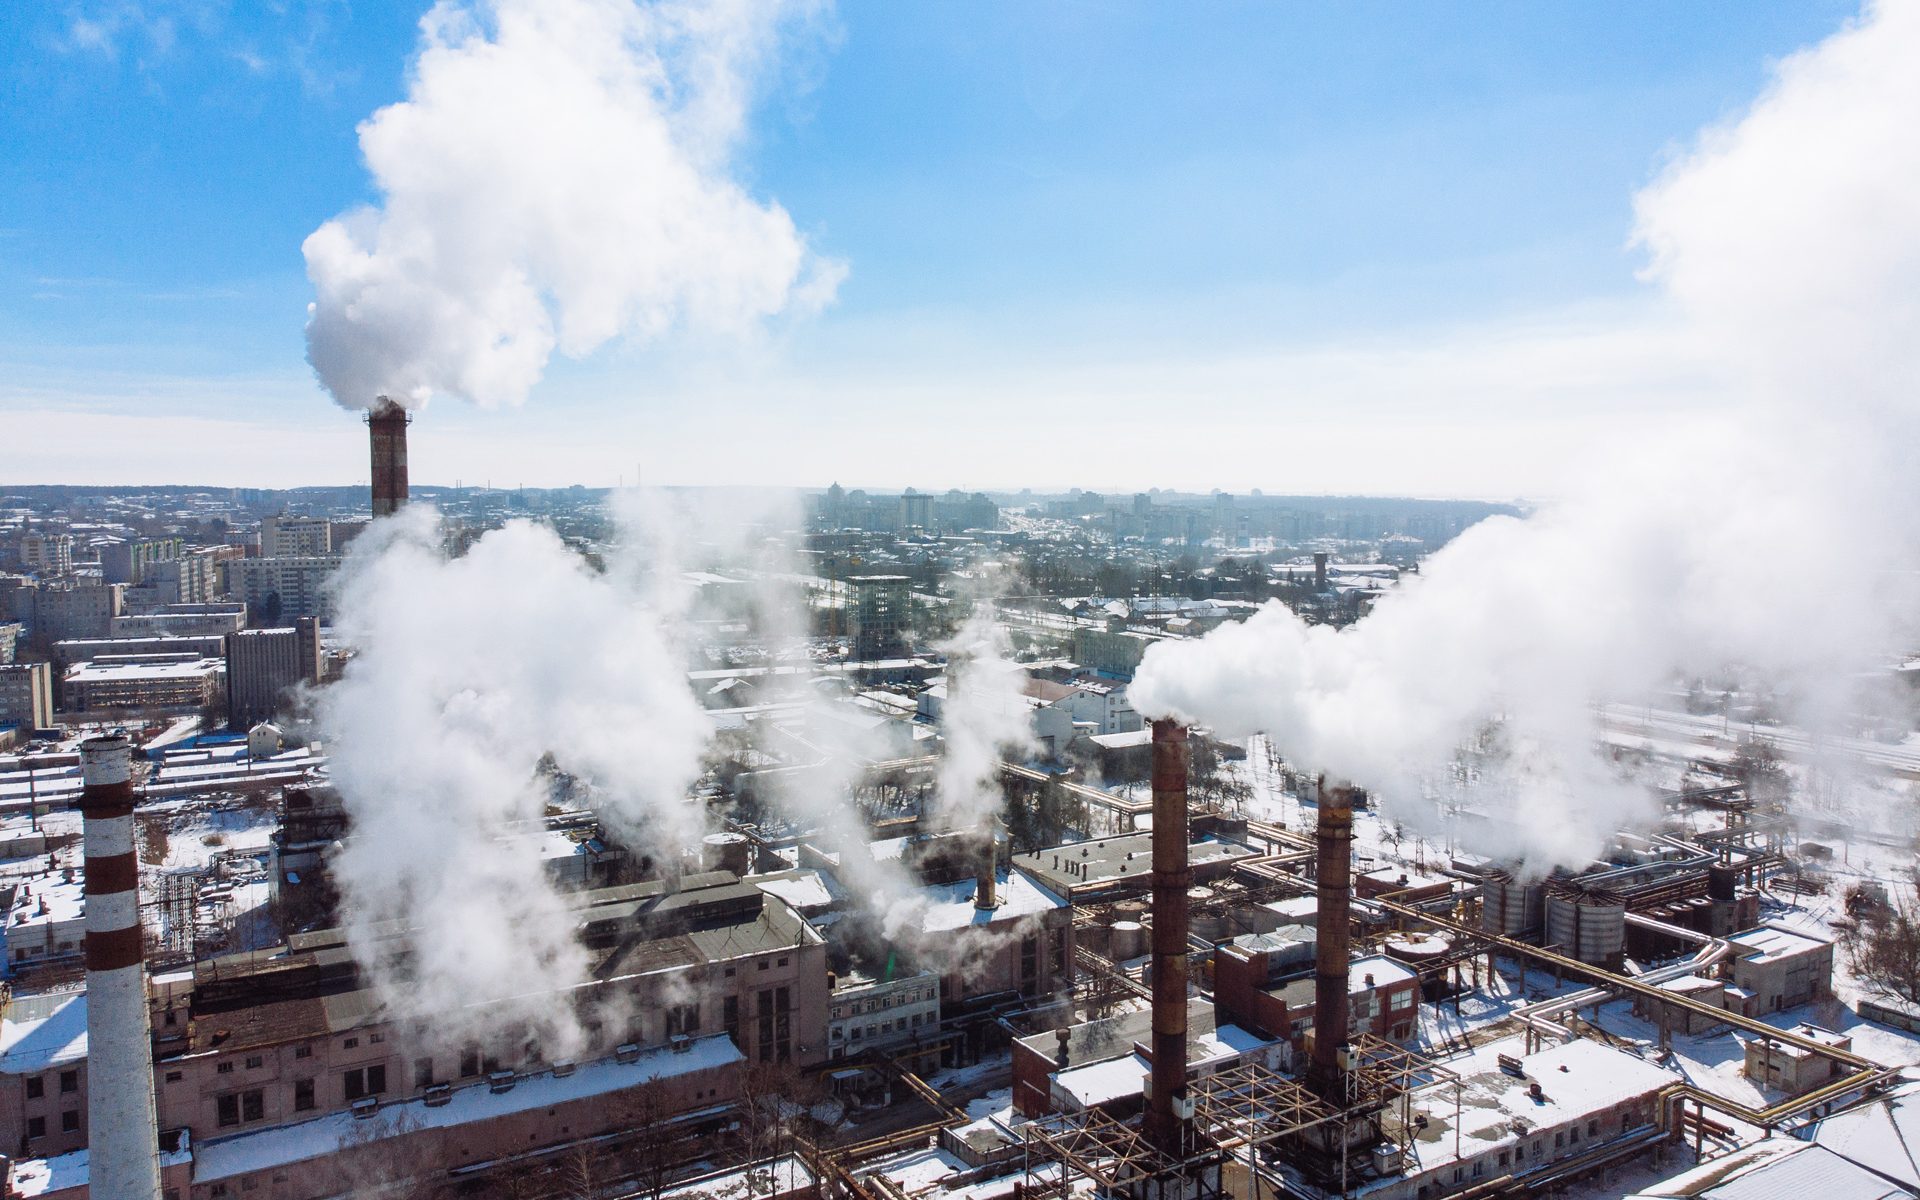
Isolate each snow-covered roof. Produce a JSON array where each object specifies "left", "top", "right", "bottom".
[
  {"left": 917, "top": 869, "right": 1065, "bottom": 934},
  {"left": 0, "top": 990, "right": 87, "bottom": 1074},
  {"left": 1728, "top": 924, "right": 1831, "bottom": 962},
  {"left": 1054, "top": 1053, "right": 1145, "bottom": 1109},
  {"left": 1805, "top": 1080, "right": 1920, "bottom": 1190},
  {"left": 1626, "top": 1141, "right": 1911, "bottom": 1200},
  {"left": 194, "top": 1035, "right": 745, "bottom": 1185}
]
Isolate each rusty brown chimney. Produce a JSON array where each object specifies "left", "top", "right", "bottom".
[
  {"left": 1313, "top": 551, "right": 1330, "bottom": 592},
  {"left": 1311, "top": 776, "right": 1355, "bottom": 1099},
  {"left": 367, "top": 395, "right": 411, "bottom": 518},
  {"left": 1145, "top": 718, "right": 1192, "bottom": 1155},
  {"left": 973, "top": 828, "right": 999, "bottom": 911}
]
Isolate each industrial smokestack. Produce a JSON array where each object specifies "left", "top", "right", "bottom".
[
  {"left": 366, "top": 395, "right": 411, "bottom": 518},
  {"left": 974, "top": 828, "right": 999, "bottom": 911},
  {"left": 1311, "top": 776, "right": 1355, "bottom": 1100},
  {"left": 79, "top": 735, "right": 163, "bottom": 1200},
  {"left": 1313, "top": 551, "right": 1329, "bottom": 592},
  {"left": 1145, "top": 719, "right": 1192, "bottom": 1155}
]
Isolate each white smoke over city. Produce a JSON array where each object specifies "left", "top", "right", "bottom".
[
  {"left": 931, "top": 598, "right": 1037, "bottom": 838},
  {"left": 303, "top": 0, "right": 843, "bottom": 411},
  {"left": 1132, "top": 0, "right": 1920, "bottom": 870},
  {"left": 318, "top": 503, "right": 715, "bottom": 1054}
]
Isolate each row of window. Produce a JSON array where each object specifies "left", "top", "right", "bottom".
[
  {"left": 22, "top": 1069, "right": 79, "bottom": 1100},
  {"left": 22, "top": 1110, "right": 80, "bottom": 1140}
]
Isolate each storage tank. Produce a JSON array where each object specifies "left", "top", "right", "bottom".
[
  {"left": 1383, "top": 933, "right": 1451, "bottom": 968},
  {"left": 1545, "top": 887, "right": 1626, "bottom": 969},
  {"left": 1481, "top": 869, "right": 1545, "bottom": 938},
  {"left": 1110, "top": 920, "right": 1146, "bottom": 961},
  {"left": 702, "top": 831, "right": 753, "bottom": 877}
]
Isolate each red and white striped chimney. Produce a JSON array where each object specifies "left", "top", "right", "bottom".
[{"left": 80, "top": 735, "right": 162, "bottom": 1200}]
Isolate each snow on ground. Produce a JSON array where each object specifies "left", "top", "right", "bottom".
[
  {"left": 144, "top": 801, "right": 279, "bottom": 871},
  {"left": 923, "top": 1050, "right": 1011, "bottom": 1093}
]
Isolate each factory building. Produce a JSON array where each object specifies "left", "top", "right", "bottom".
[{"left": 60, "top": 655, "right": 224, "bottom": 713}]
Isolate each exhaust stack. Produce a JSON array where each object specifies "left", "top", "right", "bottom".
[
  {"left": 80, "top": 735, "right": 163, "bottom": 1200},
  {"left": 974, "top": 829, "right": 999, "bottom": 911},
  {"left": 367, "top": 395, "right": 411, "bottom": 518},
  {"left": 1145, "top": 719, "right": 1192, "bottom": 1156},
  {"left": 1311, "top": 777, "right": 1355, "bottom": 1099}
]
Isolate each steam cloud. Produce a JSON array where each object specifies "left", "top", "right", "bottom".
[
  {"left": 319, "top": 504, "right": 714, "bottom": 1053},
  {"left": 1132, "top": 1, "right": 1920, "bottom": 868},
  {"left": 932, "top": 599, "right": 1038, "bottom": 837},
  {"left": 303, "top": 0, "right": 843, "bottom": 410}
]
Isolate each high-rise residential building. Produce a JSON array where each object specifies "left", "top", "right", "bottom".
[
  {"left": 848, "top": 574, "right": 911, "bottom": 661},
  {"left": 228, "top": 556, "right": 342, "bottom": 622},
  {"left": 19, "top": 533, "right": 74, "bottom": 576},
  {"left": 0, "top": 661, "right": 55, "bottom": 729},
  {"left": 29, "top": 583, "right": 125, "bottom": 641},
  {"left": 261, "top": 514, "right": 333, "bottom": 558},
  {"left": 99, "top": 537, "right": 182, "bottom": 584},
  {"left": 123, "top": 550, "right": 222, "bottom": 607},
  {"left": 225, "top": 619, "right": 322, "bottom": 726}
]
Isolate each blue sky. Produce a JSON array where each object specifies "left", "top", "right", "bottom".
[{"left": 0, "top": 1, "right": 1863, "bottom": 494}]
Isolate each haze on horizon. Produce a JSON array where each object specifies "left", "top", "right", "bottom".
[{"left": 0, "top": 2, "right": 1866, "bottom": 496}]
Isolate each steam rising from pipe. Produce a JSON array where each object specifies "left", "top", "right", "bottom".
[
  {"left": 304, "top": 0, "right": 843, "bottom": 410},
  {"left": 1133, "top": 2, "right": 1920, "bottom": 868},
  {"left": 319, "top": 505, "right": 713, "bottom": 1053},
  {"left": 932, "top": 599, "right": 1036, "bottom": 835}
]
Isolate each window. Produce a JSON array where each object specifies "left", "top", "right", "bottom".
[
  {"left": 165, "top": 1071, "right": 183, "bottom": 1083},
  {"left": 218, "top": 1061, "right": 235, "bottom": 1074},
  {"left": 667, "top": 1004, "right": 701, "bottom": 1037},
  {"left": 26, "top": 1117, "right": 44, "bottom": 1140},
  {"left": 25, "top": 1076, "right": 42, "bottom": 1099},
  {"left": 1587, "top": 1119, "right": 1599, "bottom": 1137},
  {"left": 369, "top": 1033, "right": 385, "bottom": 1044},
  {"left": 459, "top": 1048, "right": 480, "bottom": 1078},
  {"left": 294, "top": 1079, "right": 315, "bottom": 1112},
  {"left": 777, "top": 957, "right": 789, "bottom": 967},
  {"left": 344, "top": 1065, "right": 386, "bottom": 1101},
  {"left": 218, "top": 1094, "right": 240, "bottom": 1127},
  {"left": 242, "top": 1089, "right": 264, "bottom": 1122},
  {"left": 61, "top": 1110, "right": 80, "bottom": 1133},
  {"left": 294, "top": 1046, "right": 312, "bottom": 1060},
  {"left": 245, "top": 1055, "right": 264, "bottom": 1069},
  {"left": 342, "top": 1037, "right": 359, "bottom": 1050},
  {"left": 758, "top": 959, "right": 769, "bottom": 972},
  {"left": 59, "top": 1070, "right": 77, "bottom": 1093},
  {"left": 414, "top": 1058, "right": 434, "bottom": 1089}
]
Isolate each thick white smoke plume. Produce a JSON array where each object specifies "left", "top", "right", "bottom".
[
  {"left": 304, "top": 0, "right": 843, "bottom": 410},
  {"left": 932, "top": 601, "right": 1037, "bottom": 837},
  {"left": 1133, "top": 1, "right": 1920, "bottom": 868},
  {"left": 319, "top": 504, "right": 713, "bottom": 1054}
]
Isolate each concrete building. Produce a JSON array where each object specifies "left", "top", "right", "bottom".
[
  {"left": 1011, "top": 823, "right": 1261, "bottom": 901},
  {"left": 0, "top": 872, "right": 832, "bottom": 1194},
  {"left": 19, "top": 534, "right": 73, "bottom": 577},
  {"left": 0, "top": 990, "right": 90, "bottom": 1158},
  {"left": 1725, "top": 924, "right": 1834, "bottom": 1013},
  {"left": 1070, "top": 626, "right": 1166, "bottom": 681},
  {"left": 61, "top": 655, "right": 223, "bottom": 713},
  {"left": 260, "top": 515, "right": 332, "bottom": 558},
  {"left": 2, "top": 871, "right": 89, "bottom": 973},
  {"left": 228, "top": 556, "right": 342, "bottom": 622},
  {"left": 224, "top": 620, "right": 321, "bottom": 727},
  {"left": 1212, "top": 930, "right": 1422, "bottom": 1044},
  {"left": 0, "top": 621, "right": 20, "bottom": 664},
  {"left": 1742, "top": 1023, "right": 1853, "bottom": 1096},
  {"left": 54, "top": 634, "right": 227, "bottom": 667},
  {"left": 124, "top": 551, "right": 222, "bottom": 607},
  {"left": 826, "top": 969, "right": 941, "bottom": 1062},
  {"left": 99, "top": 537, "right": 182, "bottom": 585},
  {"left": 0, "top": 662, "right": 55, "bottom": 730},
  {"left": 848, "top": 575, "right": 910, "bottom": 660},
  {"left": 112, "top": 604, "right": 247, "bottom": 639},
  {"left": 28, "top": 584, "right": 125, "bottom": 642},
  {"left": 1010, "top": 999, "right": 1279, "bottom": 1120}
]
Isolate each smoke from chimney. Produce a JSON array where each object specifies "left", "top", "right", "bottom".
[
  {"left": 1145, "top": 718, "right": 1192, "bottom": 1156},
  {"left": 302, "top": 0, "right": 843, "bottom": 412},
  {"left": 1128, "top": 2, "right": 1920, "bottom": 872},
  {"left": 367, "top": 396, "right": 410, "bottom": 518},
  {"left": 79, "top": 735, "right": 162, "bottom": 1200}
]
